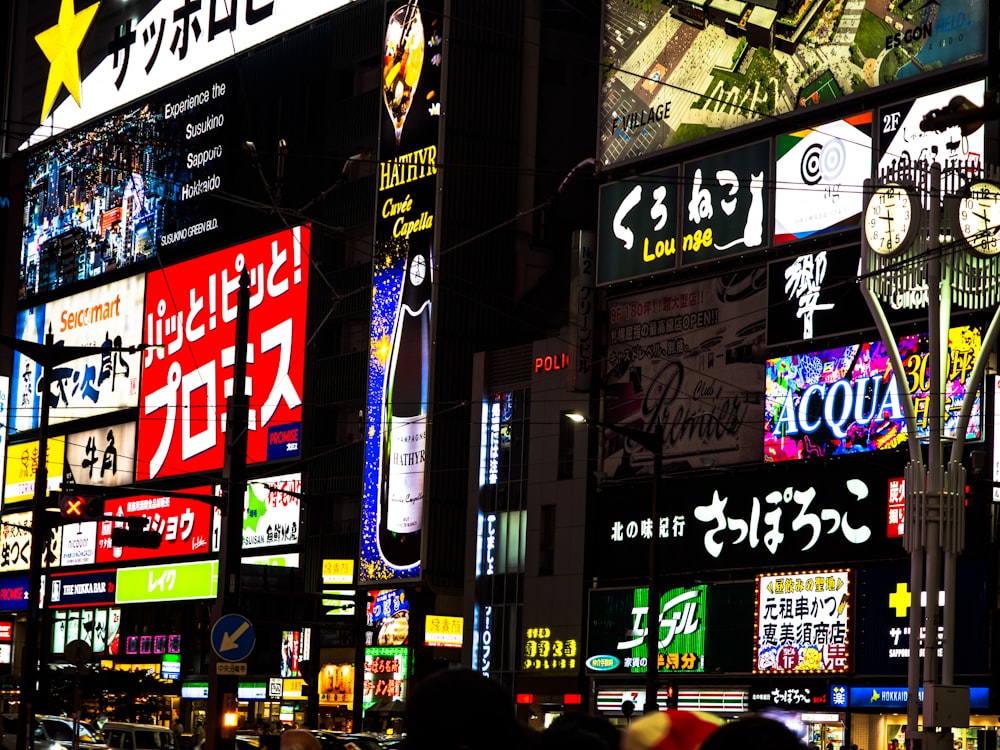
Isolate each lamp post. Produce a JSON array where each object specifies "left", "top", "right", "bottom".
[
  {"left": 861, "top": 158, "right": 1000, "bottom": 750},
  {"left": 0, "top": 332, "right": 150, "bottom": 750},
  {"left": 568, "top": 413, "right": 664, "bottom": 713}
]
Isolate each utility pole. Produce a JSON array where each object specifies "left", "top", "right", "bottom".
[{"left": 206, "top": 268, "right": 251, "bottom": 750}]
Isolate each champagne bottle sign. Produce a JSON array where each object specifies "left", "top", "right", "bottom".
[{"left": 379, "top": 242, "right": 431, "bottom": 567}]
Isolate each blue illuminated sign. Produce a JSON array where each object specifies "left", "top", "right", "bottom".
[{"left": 847, "top": 686, "right": 988, "bottom": 709}]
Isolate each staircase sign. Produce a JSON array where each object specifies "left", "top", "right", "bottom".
[{"left": 211, "top": 613, "right": 256, "bottom": 662}]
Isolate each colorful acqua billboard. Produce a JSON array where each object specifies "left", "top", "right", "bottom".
[
  {"left": 137, "top": 226, "right": 309, "bottom": 479},
  {"left": 765, "top": 326, "right": 982, "bottom": 461},
  {"left": 361, "top": 0, "right": 444, "bottom": 583}
]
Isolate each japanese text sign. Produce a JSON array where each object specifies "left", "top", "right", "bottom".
[
  {"left": 19, "top": 0, "right": 358, "bottom": 150},
  {"left": 0, "top": 510, "right": 62, "bottom": 573},
  {"left": 597, "top": 166, "right": 680, "bottom": 284},
  {"left": 765, "top": 326, "right": 982, "bottom": 462},
  {"left": 12, "top": 275, "right": 144, "bottom": 430},
  {"left": 65, "top": 421, "right": 137, "bottom": 488},
  {"left": 590, "top": 457, "right": 901, "bottom": 577},
  {"left": 4, "top": 437, "right": 65, "bottom": 506},
  {"left": 99, "top": 491, "right": 214, "bottom": 563},
  {"left": 137, "top": 226, "right": 309, "bottom": 479},
  {"left": 212, "top": 474, "right": 301, "bottom": 550},
  {"left": 755, "top": 569, "right": 851, "bottom": 674},
  {"left": 681, "top": 140, "right": 771, "bottom": 266},
  {"left": 587, "top": 586, "right": 705, "bottom": 675}
]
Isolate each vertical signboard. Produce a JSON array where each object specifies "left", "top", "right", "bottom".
[
  {"left": 754, "top": 569, "right": 851, "bottom": 674},
  {"left": 137, "top": 226, "right": 309, "bottom": 480},
  {"left": 11, "top": 275, "right": 145, "bottom": 429},
  {"left": 64, "top": 421, "right": 137, "bottom": 488},
  {"left": 360, "top": 0, "right": 444, "bottom": 584}
]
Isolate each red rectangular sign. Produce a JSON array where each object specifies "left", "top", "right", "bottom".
[
  {"left": 137, "top": 226, "right": 309, "bottom": 479},
  {"left": 97, "top": 492, "right": 214, "bottom": 563}
]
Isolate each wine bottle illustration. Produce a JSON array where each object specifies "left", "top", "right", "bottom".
[{"left": 378, "top": 239, "right": 431, "bottom": 567}]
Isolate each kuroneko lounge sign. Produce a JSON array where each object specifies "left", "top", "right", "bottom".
[
  {"left": 590, "top": 458, "right": 899, "bottom": 578},
  {"left": 137, "top": 226, "right": 309, "bottom": 480}
]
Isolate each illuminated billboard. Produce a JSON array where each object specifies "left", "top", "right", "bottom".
[
  {"left": 19, "top": 65, "right": 232, "bottom": 301},
  {"left": 12, "top": 275, "right": 145, "bottom": 428},
  {"left": 603, "top": 272, "right": 766, "bottom": 475},
  {"left": 212, "top": 474, "right": 301, "bottom": 550},
  {"left": 598, "top": 2, "right": 987, "bottom": 167},
  {"left": 878, "top": 80, "right": 985, "bottom": 173},
  {"left": 116, "top": 560, "right": 218, "bottom": 604},
  {"left": 754, "top": 569, "right": 851, "bottom": 674},
  {"left": 587, "top": 586, "right": 705, "bottom": 675},
  {"left": 774, "top": 114, "right": 873, "bottom": 244},
  {"left": 99, "top": 491, "right": 214, "bottom": 563},
  {"left": 596, "top": 165, "right": 680, "bottom": 285},
  {"left": 0, "top": 510, "right": 62, "bottom": 573},
  {"left": 361, "top": 0, "right": 444, "bottom": 584},
  {"left": 765, "top": 326, "right": 982, "bottom": 462},
  {"left": 363, "top": 646, "right": 409, "bottom": 709},
  {"left": 680, "top": 140, "right": 772, "bottom": 267},
  {"left": 64, "top": 421, "right": 137, "bottom": 488},
  {"left": 4, "top": 437, "right": 65, "bottom": 506},
  {"left": 137, "top": 226, "right": 309, "bottom": 480},
  {"left": 15, "top": 0, "right": 359, "bottom": 150}
]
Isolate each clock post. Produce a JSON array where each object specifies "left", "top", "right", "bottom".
[{"left": 861, "top": 160, "right": 1000, "bottom": 750}]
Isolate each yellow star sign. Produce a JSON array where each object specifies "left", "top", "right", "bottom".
[
  {"left": 35, "top": 0, "right": 101, "bottom": 123},
  {"left": 889, "top": 582, "right": 910, "bottom": 618}
]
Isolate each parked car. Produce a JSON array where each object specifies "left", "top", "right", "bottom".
[
  {"left": 1, "top": 714, "right": 107, "bottom": 750},
  {"left": 102, "top": 722, "right": 176, "bottom": 750}
]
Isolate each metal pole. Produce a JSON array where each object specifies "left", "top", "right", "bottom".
[
  {"left": 206, "top": 268, "right": 251, "bottom": 750},
  {"left": 16, "top": 330, "right": 54, "bottom": 750},
  {"left": 645, "top": 425, "right": 663, "bottom": 714}
]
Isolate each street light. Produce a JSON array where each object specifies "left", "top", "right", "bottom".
[
  {"left": 567, "top": 412, "right": 664, "bottom": 713},
  {"left": 0, "top": 332, "right": 151, "bottom": 750},
  {"left": 861, "top": 159, "right": 1000, "bottom": 750}
]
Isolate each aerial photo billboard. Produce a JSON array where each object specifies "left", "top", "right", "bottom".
[{"left": 599, "top": 1, "right": 986, "bottom": 167}]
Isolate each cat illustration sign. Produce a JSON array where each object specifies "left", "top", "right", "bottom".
[{"left": 211, "top": 614, "right": 256, "bottom": 662}]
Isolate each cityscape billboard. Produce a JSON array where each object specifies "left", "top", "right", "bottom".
[
  {"left": 19, "top": 65, "right": 235, "bottom": 301},
  {"left": 136, "top": 225, "right": 309, "bottom": 480},
  {"left": 599, "top": 1, "right": 987, "bottom": 168}
]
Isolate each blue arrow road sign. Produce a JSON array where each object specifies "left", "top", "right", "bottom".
[{"left": 211, "top": 613, "right": 256, "bottom": 662}]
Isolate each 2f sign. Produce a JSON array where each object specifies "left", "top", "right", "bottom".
[{"left": 882, "top": 111, "right": 902, "bottom": 136}]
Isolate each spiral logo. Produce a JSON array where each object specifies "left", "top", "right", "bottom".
[
  {"left": 800, "top": 143, "right": 823, "bottom": 185},
  {"left": 800, "top": 139, "right": 847, "bottom": 185}
]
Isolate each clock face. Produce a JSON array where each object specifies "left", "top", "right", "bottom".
[
  {"left": 864, "top": 183, "right": 918, "bottom": 256},
  {"left": 955, "top": 180, "right": 1000, "bottom": 257}
]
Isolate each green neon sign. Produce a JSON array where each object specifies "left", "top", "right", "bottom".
[{"left": 116, "top": 560, "right": 218, "bottom": 603}]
